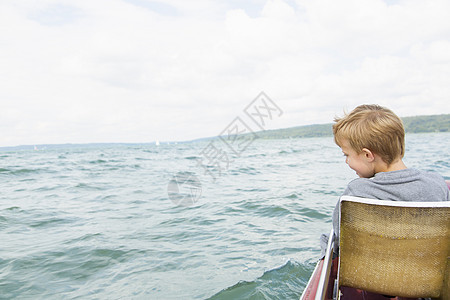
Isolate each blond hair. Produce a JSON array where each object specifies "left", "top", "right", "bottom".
[{"left": 333, "top": 104, "right": 405, "bottom": 165}]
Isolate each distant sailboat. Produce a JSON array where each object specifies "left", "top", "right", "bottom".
[{"left": 155, "top": 140, "right": 160, "bottom": 146}]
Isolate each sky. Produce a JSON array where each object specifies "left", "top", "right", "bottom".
[{"left": 1, "top": 0, "right": 450, "bottom": 147}]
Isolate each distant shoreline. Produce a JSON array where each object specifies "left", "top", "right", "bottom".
[
  {"left": 1, "top": 114, "right": 448, "bottom": 151},
  {"left": 248, "top": 113, "right": 450, "bottom": 140}
]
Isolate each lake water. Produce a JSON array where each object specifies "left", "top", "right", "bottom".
[{"left": 1, "top": 132, "right": 449, "bottom": 299}]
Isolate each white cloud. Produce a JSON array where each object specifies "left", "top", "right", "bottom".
[{"left": 0, "top": 0, "right": 449, "bottom": 146}]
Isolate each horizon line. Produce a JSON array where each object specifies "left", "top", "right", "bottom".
[{"left": 1, "top": 112, "right": 448, "bottom": 149}]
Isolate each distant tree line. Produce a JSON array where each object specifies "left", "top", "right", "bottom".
[
  {"left": 252, "top": 114, "right": 450, "bottom": 139},
  {"left": 401, "top": 114, "right": 449, "bottom": 133}
]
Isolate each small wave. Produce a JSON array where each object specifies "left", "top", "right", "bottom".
[
  {"left": 296, "top": 207, "right": 328, "bottom": 220},
  {"left": 142, "top": 149, "right": 157, "bottom": 153},
  {"left": 4, "top": 167, "right": 57, "bottom": 176},
  {"left": 220, "top": 205, "right": 244, "bottom": 215},
  {"left": 157, "top": 217, "right": 189, "bottom": 227},
  {"left": 286, "top": 163, "right": 299, "bottom": 168},
  {"left": 135, "top": 157, "right": 152, "bottom": 161},
  {"left": 236, "top": 188, "right": 268, "bottom": 192},
  {"left": 18, "top": 178, "right": 36, "bottom": 183},
  {"left": 9, "top": 168, "right": 44, "bottom": 175},
  {"left": 5, "top": 206, "right": 21, "bottom": 211},
  {"left": 184, "top": 156, "right": 199, "bottom": 160},
  {"left": 106, "top": 163, "right": 141, "bottom": 170},
  {"left": 6, "top": 246, "right": 131, "bottom": 286},
  {"left": 89, "top": 159, "right": 107, "bottom": 164},
  {"left": 28, "top": 216, "right": 77, "bottom": 228},
  {"left": 292, "top": 149, "right": 306, "bottom": 153},
  {"left": 207, "top": 260, "right": 308, "bottom": 300},
  {"left": 61, "top": 233, "right": 103, "bottom": 246},
  {"left": 132, "top": 189, "right": 146, "bottom": 194},
  {"left": 285, "top": 193, "right": 301, "bottom": 199},
  {"left": 239, "top": 202, "right": 292, "bottom": 218},
  {"left": 73, "top": 183, "right": 105, "bottom": 191},
  {"left": 432, "top": 160, "right": 450, "bottom": 170},
  {"left": 231, "top": 167, "right": 261, "bottom": 175},
  {"left": 247, "top": 153, "right": 267, "bottom": 158},
  {"left": 33, "top": 185, "right": 62, "bottom": 192}
]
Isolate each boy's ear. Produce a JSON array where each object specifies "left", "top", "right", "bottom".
[{"left": 361, "top": 148, "right": 375, "bottom": 162}]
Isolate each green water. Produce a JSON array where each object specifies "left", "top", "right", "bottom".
[{"left": 1, "top": 133, "right": 448, "bottom": 299}]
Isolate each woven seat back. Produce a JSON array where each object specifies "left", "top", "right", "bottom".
[{"left": 339, "top": 197, "right": 450, "bottom": 299}]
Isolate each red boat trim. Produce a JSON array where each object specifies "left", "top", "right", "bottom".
[{"left": 300, "top": 259, "right": 323, "bottom": 300}]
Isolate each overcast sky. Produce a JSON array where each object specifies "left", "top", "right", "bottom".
[{"left": 1, "top": 0, "right": 450, "bottom": 147}]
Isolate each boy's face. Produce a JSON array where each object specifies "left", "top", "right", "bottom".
[{"left": 340, "top": 139, "right": 375, "bottom": 178}]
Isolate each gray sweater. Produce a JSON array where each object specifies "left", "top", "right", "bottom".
[{"left": 320, "top": 168, "right": 449, "bottom": 256}]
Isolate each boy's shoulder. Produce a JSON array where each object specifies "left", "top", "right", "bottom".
[
  {"left": 344, "top": 168, "right": 449, "bottom": 201},
  {"left": 373, "top": 168, "right": 446, "bottom": 185},
  {"left": 350, "top": 168, "right": 443, "bottom": 184}
]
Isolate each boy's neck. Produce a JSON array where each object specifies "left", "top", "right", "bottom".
[{"left": 374, "top": 158, "right": 407, "bottom": 174}]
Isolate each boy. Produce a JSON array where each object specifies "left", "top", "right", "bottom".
[{"left": 321, "top": 104, "right": 449, "bottom": 256}]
